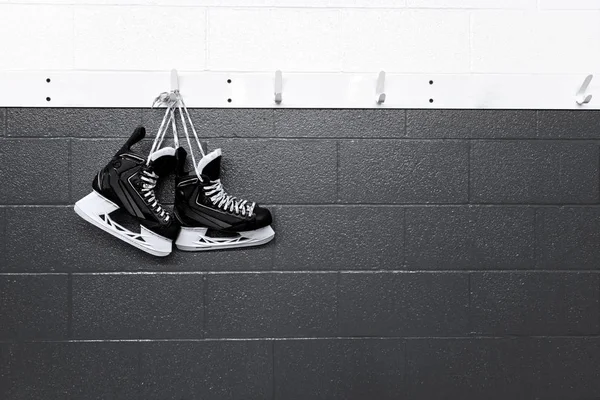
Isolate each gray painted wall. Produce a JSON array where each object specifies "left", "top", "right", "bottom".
[{"left": 1, "top": 108, "right": 600, "bottom": 399}]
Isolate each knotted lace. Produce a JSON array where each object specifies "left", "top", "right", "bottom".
[{"left": 205, "top": 180, "right": 255, "bottom": 217}]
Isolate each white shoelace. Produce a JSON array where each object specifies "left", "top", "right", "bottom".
[
  {"left": 140, "top": 92, "right": 181, "bottom": 222},
  {"left": 174, "top": 94, "right": 206, "bottom": 177},
  {"left": 141, "top": 169, "right": 169, "bottom": 221},
  {"left": 205, "top": 179, "right": 255, "bottom": 217},
  {"left": 147, "top": 93, "right": 179, "bottom": 166},
  {"left": 152, "top": 90, "right": 255, "bottom": 217},
  {"left": 153, "top": 90, "right": 206, "bottom": 176}
]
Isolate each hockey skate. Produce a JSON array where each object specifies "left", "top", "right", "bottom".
[
  {"left": 173, "top": 147, "right": 275, "bottom": 251},
  {"left": 74, "top": 126, "right": 180, "bottom": 257}
]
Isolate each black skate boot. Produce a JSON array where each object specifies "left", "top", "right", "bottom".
[
  {"left": 173, "top": 147, "right": 275, "bottom": 251},
  {"left": 74, "top": 126, "right": 179, "bottom": 257}
]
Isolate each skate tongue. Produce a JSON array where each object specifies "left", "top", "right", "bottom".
[
  {"left": 149, "top": 147, "right": 177, "bottom": 176},
  {"left": 116, "top": 126, "right": 146, "bottom": 155},
  {"left": 130, "top": 126, "right": 146, "bottom": 143},
  {"left": 197, "top": 149, "right": 222, "bottom": 181}
]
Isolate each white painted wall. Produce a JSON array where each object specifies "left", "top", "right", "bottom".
[{"left": 0, "top": 0, "right": 598, "bottom": 75}]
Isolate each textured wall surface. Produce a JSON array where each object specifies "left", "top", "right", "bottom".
[
  {"left": 1, "top": 1, "right": 600, "bottom": 75},
  {"left": 1, "top": 108, "right": 600, "bottom": 399}
]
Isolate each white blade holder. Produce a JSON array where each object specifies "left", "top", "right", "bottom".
[
  {"left": 376, "top": 71, "right": 386, "bottom": 104},
  {"left": 576, "top": 74, "right": 593, "bottom": 105},
  {"left": 274, "top": 70, "right": 283, "bottom": 104}
]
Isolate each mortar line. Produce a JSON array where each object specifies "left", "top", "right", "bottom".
[
  {"left": 403, "top": 341, "right": 408, "bottom": 390},
  {"left": 67, "top": 273, "right": 73, "bottom": 339},
  {"left": 137, "top": 346, "right": 143, "bottom": 400},
  {"left": 335, "top": 141, "right": 340, "bottom": 203},
  {"left": 335, "top": 272, "right": 341, "bottom": 336},
  {"left": 403, "top": 208, "right": 407, "bottom": 268},
  {"left": 68, "top": 138, "right": 73, "bottom": 203},
  {"left": 467, "top": 273, "right": 472, "bottom": 336},
  {"left": 262, "top": 203, "right": 600, "bottom": 207},
  {"left": 5, "top": 202, "right": 600, "bottom": 208},
  {"left": 533, "top": 208, "right": 538, "bottom": 267},
  {"left": 598, "top": 143, "right": 600, "bottom": 205},
  {"left": 597, "top": 275, "right": 600, "bottom": 336},
  {"left": 2, "top": 270, "right": 597, "bottom": 276},
  {"left": 468, "top": 11, "right": 473, "bottom": 72},
  {"left": 204, "top": 8, "right": 209, "bottom": 71},
  {"left": 71, "top": 6, "right": 75, "bottom": 69},
  {"left": 202, "top": 275, "right": 208, "bottom": 339},
  {"left": 13, "top": 135, "right": 600, "bottom": 142},
  {"left": 1, "top": 334, "right": 598, "bottom": 344},
  {"left": 271, "top": 340, "right": 276, "bottom": 400},
  {"left": 2, "top": 206, "right": 6, "bottom": 256},
  {"left": 138, "top": 105, "right": 144, "bottom": 126},
  {"left": 271, "top": 108, "right": 276, "bottom": 136},
  {"left": 467, "top": 140, "right": 471, "bottom": 203}
]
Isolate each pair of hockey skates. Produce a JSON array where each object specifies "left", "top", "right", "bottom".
[{"left": 74, "top": 93, "right": 275, "bottom": 257}]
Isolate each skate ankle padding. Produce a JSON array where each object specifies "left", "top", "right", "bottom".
[
  {"left": 150, "top": 150, "right": 177, "bottom": 177},
  {"left": 197, "top": 149, "right": 222, "bottom": 180},
  {"left": 149, "top": 147, "right": 176, "bottom": 161}
]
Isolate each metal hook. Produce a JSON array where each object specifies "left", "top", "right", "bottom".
[
  {"left": 576, "top": 74, "right": 593, "bottom": 105},
  {"left": 376, "top": 71, "right": 386, "bottom": 104},
  {"left": 274, "top": 70, "right": 283, "bottom": 104},
  {"left": 171, "top": 69, "right": 180, "bottom": 94},
  {"left": 151, "top": 69, "right": 181, "bottom": 108}
]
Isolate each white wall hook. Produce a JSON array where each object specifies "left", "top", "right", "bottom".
[
  {"left": 576, "top": 74, "right": 593, "bottom": 105},
  {"left": 376, "top": 71, "right": 386, "bottom": 104},
  {"left": 152, "top": 69, "right": 180, "bottom": 107},
  {"left": 274, "top": 70, "right": 283, "bottom": 104},
  {"left": 171, "top": 69, "right": 180, "bottom": 93}
]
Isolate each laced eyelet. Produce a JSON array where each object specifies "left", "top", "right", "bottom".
[
  {"left": 140, "top": 169, "right": 169, "bottom": 222},
  {"left": 204, "top": 179, "right": 255, "bottom": 216}
]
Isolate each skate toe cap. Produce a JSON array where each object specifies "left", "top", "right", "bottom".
[{"left": 254, "top": 206, "right": 273, "bottom": 227}]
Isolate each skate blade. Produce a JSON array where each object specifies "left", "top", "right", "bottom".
[
  {"left": 74, "top": 191, "right": 172, "bottom": 257},
  {"left": 175, "top": 225, "right": 275, "bottom": 251}
]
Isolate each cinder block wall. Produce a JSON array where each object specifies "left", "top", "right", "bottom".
[
  {"left": 2, "top": 2, "right": 600, "bottom": 75},
  {"left": 1, "top": 108, "right": 600, "bottom": 399}
]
